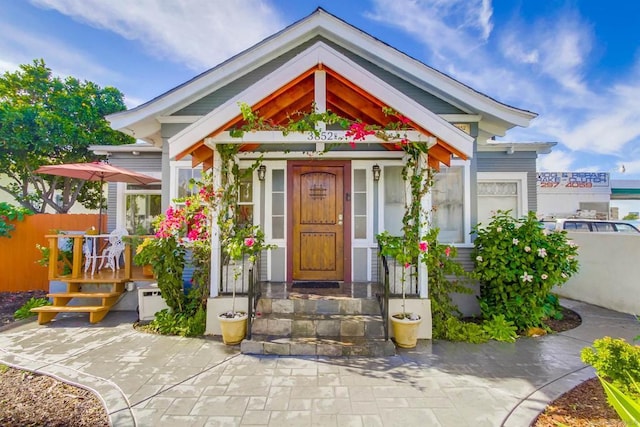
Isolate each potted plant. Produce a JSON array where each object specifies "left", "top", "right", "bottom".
[
  {"left": 377, "top": 230, "right": 423, "bottom": 348},
  {"left": 218, "top": 224, "right": 274, "bottom": 345}
]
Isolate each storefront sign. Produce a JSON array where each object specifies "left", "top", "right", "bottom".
[{"left": 537, "top": 172, "right": 610, "bottom": 189}]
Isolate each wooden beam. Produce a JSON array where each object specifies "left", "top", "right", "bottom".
[{"left": 428, "top": 144, "right": 452, "bottom": 167}]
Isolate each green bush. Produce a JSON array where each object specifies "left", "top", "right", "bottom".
[
  {"left": 0, "top": 202, "right": 33, "bottom": 238},
  {"left": 472, "top": 211, "right": 579, "bottom": 331},
  {"left": 144, "top": 306, "right": 206, "bottom": 338},
  {"left": 482, "top": 315, "right": 518, "bottom": 343},
  {"left": 14, "top": 297, "right": 51, "bottom": 320},
  {"left": 437, "top": 317, "right": 488, "bottom": 343},
  {"left": 598, "top": 375, "right": 640, "bottom": 425},
  {"left": 581, "top": 337, "right": 640, "bottom": 399}
]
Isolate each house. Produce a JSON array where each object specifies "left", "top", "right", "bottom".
[{"left": 101, "top": 8, "right": 553, "bottom": 338}]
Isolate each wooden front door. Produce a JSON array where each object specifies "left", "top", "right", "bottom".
[{"left": 290, "top": 162, "right": 350, "bottom": 281}]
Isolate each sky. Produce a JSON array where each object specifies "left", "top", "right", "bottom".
[{"left": 1, "top": 0, "right": 639, "bottom": 213}]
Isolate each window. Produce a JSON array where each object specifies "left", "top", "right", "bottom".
[
  {"left": 177, "top": 168, "right": 202, "bottom": 200},
  {"left": 432, "top": 166, "right": 465, "bottom": 243},
  {"left": 383, "top": 165, "right": 405, "bottom": 236},
  {"left": 477, "top": 172, "right": 528, "bottom": 226},
  {"left": 353, "top": 169, "right": 367, "bottom": 239},
  {"left": 271, "top": 169, "right": 285, "bottom": 239},
  {"left": 236, "top": 169, "right": 253, "bottom": 228},
  {"left": 124, "top": 183, "right": 161, "bottom": 234}
]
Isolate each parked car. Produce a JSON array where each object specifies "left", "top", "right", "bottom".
[{"left": 545, "top": 219, "right": 640, "bottom": 233}]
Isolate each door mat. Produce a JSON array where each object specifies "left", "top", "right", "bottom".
[{"left": 291, "top": 281, "right": 340, "bottom": 289}]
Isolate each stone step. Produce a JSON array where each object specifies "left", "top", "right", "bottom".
[
  {"left": 257, "top": 296, "right": 381, "bottom": 316},
  {"left": 251, "top": 313, "right": 385, "bottom": 339},
  {"left": 241, "top": 335, "right": 396, "bottom": 357}
]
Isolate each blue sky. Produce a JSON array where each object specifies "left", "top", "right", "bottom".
[{"left": 2, "top": 0, "right": 639, "bottom": 192}]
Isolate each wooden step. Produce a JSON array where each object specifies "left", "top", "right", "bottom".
[
  {"left": 31, "top": 305, "right": 110, "bottom": 324},
  {"left": 47, "top": 292, "right": 121, "bottom": 298}
]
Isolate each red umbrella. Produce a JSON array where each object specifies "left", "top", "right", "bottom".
[{"left": 36, "top": 161, "right": 160, "bottom": 232}]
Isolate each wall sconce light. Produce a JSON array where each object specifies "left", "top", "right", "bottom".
[
  {"left": 372, "top": 164, "right": 381, "bottom": 181},
  {"left": 506, "top": 145, "right": 515, "bottom": 155},
  {"left": 258, "top": 165, "right": 266, "bottom": 181}
]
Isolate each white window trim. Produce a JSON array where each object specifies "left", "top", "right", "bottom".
[
  {"left": 169, "top": 160, "right": 203, "bottom": 203},
  {"left": 477, "top": 171, "right": 529, "bottom": 218}
]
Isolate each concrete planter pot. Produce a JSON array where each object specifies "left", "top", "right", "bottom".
[
  {"left": 218, "top": 312, "right": 248, "bottom": 345},
  {"left": 390, "top": 314, "right": 422, "bottom": 348}
]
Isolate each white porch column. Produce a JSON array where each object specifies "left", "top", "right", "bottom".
[
  {"left": 209, "top": 142, "right": 222, "bottom": 298},
  {"left": 418, "top": 152, "right": 430, "bottom": 298}
]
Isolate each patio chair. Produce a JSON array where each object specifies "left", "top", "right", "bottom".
[{"left": 98, "top": 228, "right": 129, "bottom": 271}]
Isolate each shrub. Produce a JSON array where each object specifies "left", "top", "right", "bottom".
[
  {"left": 581, "top": 337, "right": 640, "bottom": 399},
  {"left": 482, "top": 314, "right": 518, "bottom": 342},
  {"left": 14, "top": 297, "right": 51, "bottom": 320},
  {"left": 472, "top": 211, "right": 579, "bottom": 331}
]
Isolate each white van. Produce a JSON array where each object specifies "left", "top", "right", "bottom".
[{"left": 550, "top": 219, "right": 640, "bottom": 233}]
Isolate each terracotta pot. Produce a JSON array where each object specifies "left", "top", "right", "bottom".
[
  {"left": 142, "top": 264, "right": 154, "bottom": 277},
  {"left": 218, "top": 313, "right": 248, "bottom": 345},
  {"left": 390, "top": 314, "right": 422, "bottom": 348}
]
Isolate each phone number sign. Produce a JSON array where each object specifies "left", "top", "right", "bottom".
[{"left": 537, "top": 172, "right": 610, "bottom": 189}]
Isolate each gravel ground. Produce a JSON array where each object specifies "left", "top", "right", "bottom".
[{"left": 0, "top": 292, "right": 623, "bottom": 426}]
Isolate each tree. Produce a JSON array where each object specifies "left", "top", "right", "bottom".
[
  {"left": 623, "top": 212, "right": 639, "bottom": 220},
  {"left": 0, "top": 59, "right": 134, "bottom": 213}
]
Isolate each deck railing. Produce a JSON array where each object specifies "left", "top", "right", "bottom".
[{"left": 44, "top": 233, "right": 142, "bottom": 281}]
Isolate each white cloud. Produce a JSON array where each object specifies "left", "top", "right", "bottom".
[
  {"left": 0, "top": 19, "right": 121, "bottom": 82},
  {"left": 31, "top": 0, "right": 285, "bottom": 70},
  {"left": 366, "top": 0, "right": 494, "bottom": 60},
  {"left": 497, "top": 11, "right": 592, "bottom": 94},
  {"left": 537, "top": 150, "right": 575, "bottom": 172}
]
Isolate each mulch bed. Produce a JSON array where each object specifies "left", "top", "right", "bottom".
[{"left": 0, "top": 290, "right": 47, "bottom": 327}]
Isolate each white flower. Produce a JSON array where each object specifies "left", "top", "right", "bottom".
[
  {"left": 496, "top": 226, "right": 502, "bottom": 232},
  {"left": 476, "top": 256, "right": 483, "bottom": 262},
  {"left": 524, "top": 246, "right": 531, "bottom": 252},
  {"left": 520, "top": 272, "right": 533, "bottom": 282},
  {"left": 561, "top": 273, "right": 567, "bottom": 279},
  {"left": 568, "top": 240, "right": 576, "bottom": 247},
  {"left": 512, "top": 238, "right": 519, "bottom": 245},
  {"left": 515, "top": 223, "right": 523, "bottom": 229},
  {"left": 541, "top": 274, "right": 548, "bottom": 280},
  {"left": 537, "top": 248, "right": 547, "bottom": 258}
]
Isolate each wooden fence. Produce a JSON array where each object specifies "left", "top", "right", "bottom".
[{"left": 0, "top": 214, "right": 104, "bottom": 292}]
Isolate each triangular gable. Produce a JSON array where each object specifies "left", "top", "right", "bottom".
[
  {"left": 108, "top": 8, "right": 536, "bottom": 147},
  {"left": 169, "top": 42, "right": 474, "bottom": 168}
]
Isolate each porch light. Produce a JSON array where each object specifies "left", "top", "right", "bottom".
[
  {"left": 372, "top": 164, "right": 381, "bottom": 181},
  {"left": 258, "top": 165, "right": 266, "bottom": 181}
]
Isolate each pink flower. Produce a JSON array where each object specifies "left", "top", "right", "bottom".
[
  {"left": 187, "top": 229, "right": 199, "bottom": 240},
  {"left": 404, "top": 262, "right": 411, "bottom": 269},
  {"left": 397, "top": 115, "right": 410, "bottom": 124},
  {"left": 419, "top": 241, "right": 428, "bottom": 252},
  {"left": 244, "top": 237, "right": 255, "bottom": 247},
  {"left": 445, "top": 246, "right": 451, "bottom": 257},
  {"left": 345, "top": 122, "right": 375, "bottom": 144}
]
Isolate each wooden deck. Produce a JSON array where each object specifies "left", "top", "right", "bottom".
[{"left": 32, "top": 234, "right": 156, "bottom": 324}]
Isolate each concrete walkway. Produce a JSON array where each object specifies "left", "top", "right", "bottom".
[{"left": 0, "top": 299, "right": 637, "bottom": 427}]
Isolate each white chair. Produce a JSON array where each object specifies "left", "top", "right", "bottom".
[{"left": 99, "top": 228, "right": 129, "bottom": 271}]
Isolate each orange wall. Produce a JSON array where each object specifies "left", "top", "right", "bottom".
[{"left": 0, "top": 214, "right": 104, "bottom": 292}]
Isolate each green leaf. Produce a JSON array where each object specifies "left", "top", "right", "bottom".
[{"left": 599, "top": 376, "right": 640, "bottom": 424}]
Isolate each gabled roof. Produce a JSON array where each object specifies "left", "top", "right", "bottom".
[
  {"left": 108, "top": 8, "right": 536, "bottom": 148},
  {"left": 168, "top": 41, "right": 474, "bottom": 169}
]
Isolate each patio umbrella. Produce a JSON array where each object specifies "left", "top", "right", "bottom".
[{"left": 36, "top": 161, "right": 160, "bottom": 232}]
